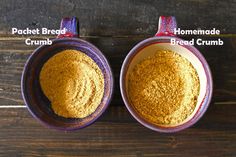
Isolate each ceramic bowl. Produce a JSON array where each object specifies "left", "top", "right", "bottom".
[
  {"left": 120, "top": 16, "right": 213, "bottom": 133},
  {"left": 21, "top": 17, "right": 113, "bottom": 131}
]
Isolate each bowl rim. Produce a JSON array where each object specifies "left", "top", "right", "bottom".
[
  {"left": 120, "top": 36, "right": 213, "bottom": 133},
  {"left": 21, "top": 37, "right": 114, "bottom": 131}
]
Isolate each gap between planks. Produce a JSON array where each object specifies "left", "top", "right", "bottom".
[
  {"left": 0, "top": 101, "right": 235, "bottom": 109},
  {"left": 0, "top": 105, "right": 26, "bottom": 108},
  {"left": 0, "top": 34, "right": 236, "bottom": 40}
]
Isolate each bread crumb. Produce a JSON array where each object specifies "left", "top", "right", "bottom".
[
  {"left": 128, "top": 50, "right": 200, "bottom": 125},
  {"left": 40, "top": 49, "right": 104, "bottom": 118}
]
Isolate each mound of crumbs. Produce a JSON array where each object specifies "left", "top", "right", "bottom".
[
  {"left": 40, "top": 49, "right": 104, "bottom": 118},
  {"left": 128, "top": 50, "right": 200, "bottom": 126}
]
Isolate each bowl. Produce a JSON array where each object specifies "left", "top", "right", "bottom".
[
  {"left": 21, "top": 17, "right": 113, "bottom": 131},
  {"left": 120, "top": 16, "right": 213, "bottom": 133}
]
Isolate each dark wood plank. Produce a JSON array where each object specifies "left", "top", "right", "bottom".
[
  {"left": 0, "top": 36, "right": 236, "bottom": 106},
  {"left": 0, "top": 36, "right": 235, "bottom": 156},
  {"left": 0, "top": 103, "right": 235, "bottom": 157},
  {"left": 0, "top": 0, "right": 236, "bottom": 156},
  {"left": 0, "top": 0, "right": 235, "bottom": 37}
]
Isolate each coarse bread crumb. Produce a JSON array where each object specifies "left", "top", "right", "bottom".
[{"left": 128, "top": 50, "right": 200, "bottom": 125}]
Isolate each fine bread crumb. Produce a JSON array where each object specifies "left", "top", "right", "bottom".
[{"left": 39, "top": 49, "right": 104, "bottom": 118}]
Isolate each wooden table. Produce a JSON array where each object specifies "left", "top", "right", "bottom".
[{"left": 0, "top": 0, "right": 235, "bottom": 156}]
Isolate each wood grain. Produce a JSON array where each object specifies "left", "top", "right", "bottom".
[
  {"left": 0, "top": 0, "right": 236, "bottom": 156},
  {"left": 0, "top": 103, "right": 235, "bottom": 157},
  {"left": 0, "top": 36, "right": 235, "bottom": 156},
  {"left": 0, "top": 0, "right": 236, "bottom": 36},
  {"left": 1, "top": 37, "right": 236, "bottom": 106}
]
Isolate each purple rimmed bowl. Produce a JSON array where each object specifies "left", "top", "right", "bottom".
[
  {"left": 21, "top": 17, "right": 113, "bottom": 131},
  {"left": 120, "top": 16, "right": 213, "bottom": 133}
]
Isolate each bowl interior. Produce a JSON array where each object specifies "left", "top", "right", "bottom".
[
  {"left": 123, "top": 38, "right": 209, "bottom": 131},
  {"left": 22, "top": 38, "right": 113, "bottom": 130}
]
